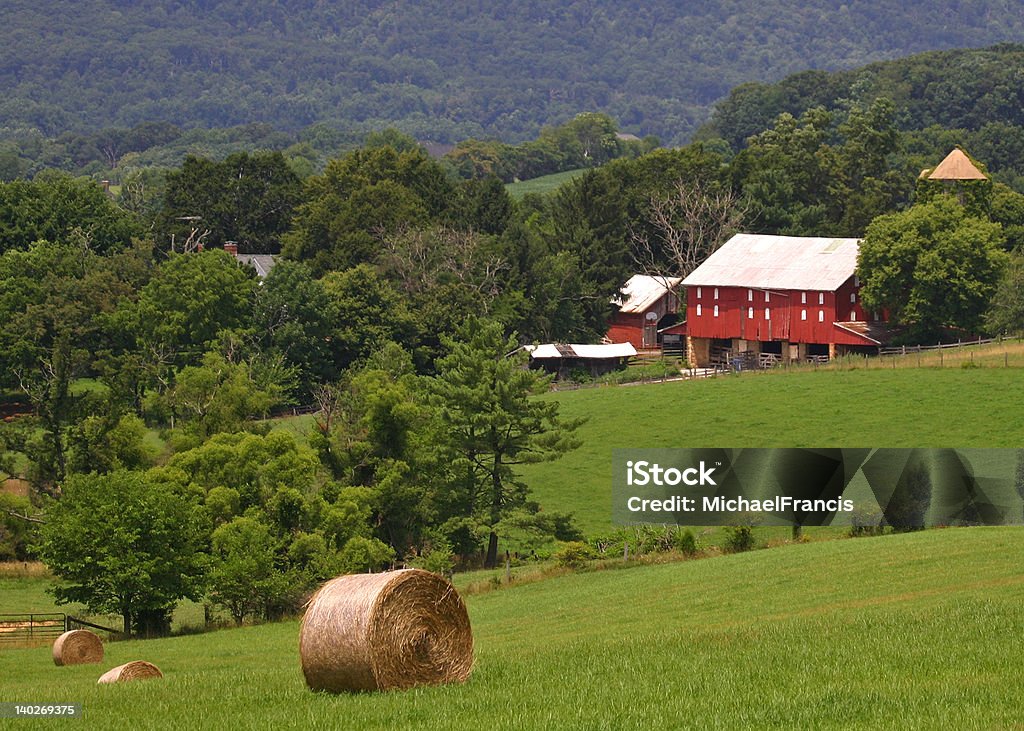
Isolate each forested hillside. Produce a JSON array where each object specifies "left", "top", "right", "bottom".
[{"left": 3, "top": 1, "right": 1024, "bottom": 145}]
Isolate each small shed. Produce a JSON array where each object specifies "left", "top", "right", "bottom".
[
  {"left": 525, "top": 342, "right": 637, "bottom": 380},
  {"left": 606, "top": 274, "right": 682, "bottom": 349}
]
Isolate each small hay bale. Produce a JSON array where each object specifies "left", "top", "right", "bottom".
[
  {"left": 300, "top": 568, "right": 473, "bottom": 693},
  {"left": 52, "top": 629, "right": 104, "bottom": 666},
  {"left": 97, "top": 661, "right": 163, "bottom": 684}
]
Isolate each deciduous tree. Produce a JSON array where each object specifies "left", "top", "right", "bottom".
[
  {"left": 38, "top": 470, "right": 209, "bottom": 637},
  {"left": 858, "top": 196, "right": 1007, "bottom": 340}
]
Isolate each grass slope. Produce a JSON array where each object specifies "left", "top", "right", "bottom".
[
  {"left": 1, "top": 529, "right": 1022, "bottom": 729},
  {"left": 521, "top": 367, "right": 1024, "bottom": 536},
  {"left": 505, "top": 169, "right": 587, "bottom": 199}
]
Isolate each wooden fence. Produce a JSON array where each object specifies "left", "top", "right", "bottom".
[{"left": 878, "top": 336, "right": 1002, "bottom": 356}]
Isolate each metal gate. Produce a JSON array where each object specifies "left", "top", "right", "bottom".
[{"left": 0, "top": 613, "right": 66, "bottom": 643}]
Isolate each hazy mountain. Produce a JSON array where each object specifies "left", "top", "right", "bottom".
[{"left": 3, "top": 1, "right": 1024, "bottom": 144}]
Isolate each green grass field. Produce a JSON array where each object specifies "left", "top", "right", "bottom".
[
  {"left": 521, "top": 367, "right": 1024, "bottom": 536},
  {"left": 505, "top": 168, "right": 587, "bottom": 199},
  {"left": 1, "top": 529, "right": 1022, "bottom": 729}
]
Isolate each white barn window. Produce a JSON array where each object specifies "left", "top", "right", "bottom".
[
  {"left": 748, "top": 289, "right": 753, "bottom": 301},
  {"left": 818, "top": 310, "right": 824, "bottom": 322},
  {"left": 714, "top": 288, "right": 719, "bottom": 299},
  {"left": 748, "top": 307, "right": 754, "bottom": 319},
  {"left": 696, "top": 304, "right": 702, "bottom": 316},
  {"left": 818, "top": 293, "right": 825, "bottom": 305},
  {"left": 801, "top": 292, "right": 807, "bottom": 304},
  {"left": 697, "top": 287, "right": 702, "bottom": 299},
  {"left": 801, "top": 310, "right": 807, "bottom": 321},
  {"left": 765, "top": 308, "right": 770, "bottom": 320},
  {"left": 713, "top": 305, "right": 719, "bottom": 317},
  {"left": 850, "top": 292, "right": 856, "bottom": 303},
  {"left": 765, "top": 291, "right": 770, "bottom": 302},
  {"left": 850, "top": 310, "right": 856, "bottom": 321}
]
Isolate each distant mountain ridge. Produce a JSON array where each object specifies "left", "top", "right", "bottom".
[{"left": 3, "top": 1, "right": 1024, "bottom": 144}]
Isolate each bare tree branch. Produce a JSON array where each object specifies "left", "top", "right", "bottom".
[
  {"left": 630, "top": 179, "right": 748, "bottom": 306},
  {"left": 5, "top": 509, "right": 45, "bottom": 525}
]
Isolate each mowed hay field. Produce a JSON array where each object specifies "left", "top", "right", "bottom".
[
  {"left": 1, "top": 529, "right": 1023, "bottom": 729},
  {"left": 520, "top": 367, "right": 1024, "bottom": 536}
]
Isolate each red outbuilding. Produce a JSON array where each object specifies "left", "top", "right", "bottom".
[
  {"left": 681, "top": 234, "right": 888, "bottom": 367},
  {"left": 606, "top": 274, "right": 682, "bottom": 349}
]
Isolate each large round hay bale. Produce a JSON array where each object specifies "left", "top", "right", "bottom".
[
  {"left": 52, "top": 629, "right": 104, "bottom": 666},
  {"left": 97, "top": 661, "right": 163, "bottom": 684},
  {"left": 300, "top": 568, "right": 473, "bottom": 693}
]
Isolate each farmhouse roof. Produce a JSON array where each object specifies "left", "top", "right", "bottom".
[
  {"left": 525, "top": 342, "right": 637, "bottom": 360},
  {"left": 613, "top": 274, "right": 682, "bottom": 314},
  {"left": 924, "top": 149, "right": 988, "bottom": 181},
  {"left": 682, "top": 233, "right": 860, "bottom": 291},
  {"left": 236, "top": 253, "right": 277, "bottom": 279}
]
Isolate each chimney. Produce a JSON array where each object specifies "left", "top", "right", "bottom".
[{"left": 224, "top": 242, "right": 238, "bottom": 257}]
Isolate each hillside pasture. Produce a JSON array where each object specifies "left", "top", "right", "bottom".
[
  {"left": 0, "top": 529, "right": 1022, "bottom": 729},
  {"left": 505, "top": 168, "right": 587, "bottom": 199},
  {"left": 520, "top": 367, "right": 1024, "bottom": 536}
]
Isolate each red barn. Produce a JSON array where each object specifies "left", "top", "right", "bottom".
[
  {"left": 681, "top": 234, "right": 887, "bottom": 367},
  {"left": 606, "top": 274, "right": 682, "bottom": 349}
]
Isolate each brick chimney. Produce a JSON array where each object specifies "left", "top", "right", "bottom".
[{"left": 223, "top": 242, "right": 238, "bottom": 257}]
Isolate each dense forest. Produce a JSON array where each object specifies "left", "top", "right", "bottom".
[
  {"left": 698, "top": 44, "right": 1024, "bottom": 190},
  {"left": 6, "top": 43, "right": 1024, "bottom": 189},
  {"left": 3, "top": 1, "right": 1024, "bottom": 147}
]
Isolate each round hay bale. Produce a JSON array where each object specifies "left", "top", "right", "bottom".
[
  {"left": 52, "top": 629, "right": 104, "bottom": 666},
  {"left": 300, "top": 568, "right": 473, "bottom": 693},
  {"left": 97, "top": 661, "right": 163, "bottom": 684}
]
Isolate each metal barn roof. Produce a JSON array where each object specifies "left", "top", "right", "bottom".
[
  {"left": 526, "top": 343, "right": 637, "bottom": 359},
  {"left": 681, "top": 233, "right": 861, "bottom": 291},
  {"left": 613, "top": 274, "right": 682, "bottom": 313}
]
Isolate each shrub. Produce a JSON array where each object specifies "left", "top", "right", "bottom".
[
  {"left": 338, "top": 536, "right": 395, "bottom": 573},
  {"left": 724, "top": 524, "right": 755, "bottom": 553},
  {"left": 408, "top": 533, "right": 456, "bottom": 576},
  {"left": 552, "top": 541, "right": 595, "bottom": 569},
  {"left": 674, "top": 529, "right": 699, "bottom": 556},
  {"left": 848, "top": 507, "right": 886, "bottom": 537}
]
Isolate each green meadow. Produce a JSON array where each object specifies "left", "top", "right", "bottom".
[
  {"left": 504, "top": 168, "right": 587, "bottom": 199},
  {"left": 520, "top": 367, "right": 1024, "bottom": 536},
  {"left": 2, "top": 529, "right": 1023, "bottom": 729}
]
